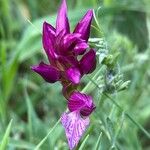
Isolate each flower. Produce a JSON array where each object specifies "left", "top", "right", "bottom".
[
  {"left": 68, "top": 91, "right": 96, "bottom": 117},
  {"left": 61, "top": 91, "right": 95, "bottom": 150},
  {"left": 31, "top": 0, "right": 97, "bottom": 149},
  {"left": 31, "top": 0, "right": 96, "bottom": 89}
]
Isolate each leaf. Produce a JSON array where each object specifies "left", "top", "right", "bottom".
[
  {"left": 9, "top": 138, "right": 36, "bottom": 149},
  {"left": 94, "top": 132, "right": 102, "bottom": 150},
  {"left": 34, "top": 119, "right": 60, "bottom": 150},
  {"left": 25, "top": 88, "right": 36, "bottom": 141},
  {"left": 78, "top": 134, "right": 89, "bottom": 150},
  {"left": 0, "top": 119, "right": 13, "bottom": 150},
  {"left": 106, "top": 117, "right": 114, "bottom": 142}
]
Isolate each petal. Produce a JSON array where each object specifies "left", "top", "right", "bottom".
[
  {"left": 68, "top": 91, "right": 96, "bottom": 116},
  {"left": 74, "top": 42, "right": 89, "bottom": 55},
  {"left": 57, "top": 56, "right": 79, "bottom": 70},
  {"left": 55, "top": 30, "right": 66, "bottom": 54},
  {"left": 66, "top": 67, "right": 81, "bottom": 84},
  {"left": 55, "top": 33, "right": 81, "bottom": 55},
  {"left": 63, "top": 33, "right": 81, "bottom": 51},
  {"left": 61, "top": 111, "right": 90, "bottom": 150},
  {"left": 74, "top": 10, "right": 93, "bottom": 41},
  {"left": 80, "top": 49, "right": 96, "bottom": 74},
  {"left": 31, "top": 62, "right": 60, "bottom": 83},
  {"left": 42, "top": 22, "right": 56, "bottom": 61},
  {"left": 56, "top": 0, "right": 70, "bottom": 34}
]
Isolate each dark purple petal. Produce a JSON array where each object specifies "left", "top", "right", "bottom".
[
  {"left": 66, "top": 67, "right": 81, "bottom": 84},
  {"left": 42, "top": 22, "right": 56, "bottom": 63},
  {"left": 80, "top": 49, "right": 96, "bottom": 74},
  {"left": 55, "top": 30, "right": 66, "bottom": 54},
  {"left": 56, "top": 0, "right": 70, "bottom": 34},
  {"left": 68, "top": 91, "right": 96, "bottom": 116},
  {"left": 57, "top": 56, "right": 79, "bottom": 70},
  {"left": 31, "top": 62, "right": 60, "bottom": 83},
  {"left": 74, "top": 10, "right": 93, "bottom": 41},
  {"left": 74, "top": 42, "right": 89, "bottom": 55},
  {"left": 63, "top": 33, "right": 81, "bottom": 51},
  {"left": 61, "top": 111, "right": 90, "bottom": 150},
  {"left": 64, "top": 56, "right": 79, "bottom": 67}
]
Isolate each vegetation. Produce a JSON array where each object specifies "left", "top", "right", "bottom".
[{"left": 0, "top": 0, "right": 150, "bottom": 149}]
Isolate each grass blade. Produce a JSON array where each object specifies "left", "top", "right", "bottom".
[
  {"left": 78, "top": 134, "right": 89, "bottom": 150},
  {"left": 94, "top": 132, "right": 102, "bottom": 150},
  {"left": 34, "top": 119, "right": 60, "bottom": 150},
  {"left": 0, "top": 119, "right": 13, "bottom": 149}
]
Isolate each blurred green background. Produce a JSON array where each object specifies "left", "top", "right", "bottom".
[{"left": 0, "top": 0, "right": 150, "bottom": 149}]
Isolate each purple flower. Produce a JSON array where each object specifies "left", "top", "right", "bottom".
[
  {"left": 61, "top": 91, "right": 95, "bottom": 149},
  {"left": 31, "top": 0, "right": 96, "bottom": 87},
  {"left": 31, "top": 0, "right": 97, "bottom": 149},
  {"left": 68, "top": 91, "right": 96, "bottom": 116}
]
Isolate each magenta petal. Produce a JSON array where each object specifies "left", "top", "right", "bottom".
[
  {"left": 55, "top": 30, "right": 66, "bottom": 54},
  {"left": 61, "top": 111, "right": 90, "bottom": 150},
  {"left": 74, "top": 42, "right": 89, "bottom": 55},
  {"left": 57, "top": 55, "right": 79, "bottom": 70},
  {"left": 31, "top": 62, "right": 60, "bottom": 83},
  {"left": 63, "top": 33, "right": 81, "bottom": 51},
  {"left": 56, "top": 0, "right": 70, "bottom": 34},
  {"left": 43, "top": 22, "right": 56, "bottom": 60},
  {"left": 68, "top": 91, "right": 95, "bottom": 116},
  {"left": 80, "top": 49, "right": 96, "bottom": 74},
  {"left": 66, "top": 67, "right": 81, "bottom": 84},
  {"left": 74, "top": 10, "right": 93, "bottom": 41}
]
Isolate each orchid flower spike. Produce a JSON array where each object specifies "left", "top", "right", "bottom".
[{"left": 31, "top": 0, "right": 96, "bottom": 149}]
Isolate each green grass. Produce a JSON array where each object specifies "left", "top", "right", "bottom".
[{"left": 0, "top": 0, "right": 150, "bottom": 149}]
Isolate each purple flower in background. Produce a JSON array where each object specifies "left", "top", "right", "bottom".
[
  {"left": 31, "top": 0, "right": 96, "bottom": 149},
  {"left": 31, "top": 0, "right": 96, "bottom": 88}
]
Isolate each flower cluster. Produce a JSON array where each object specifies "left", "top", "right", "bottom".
[{"left": 31, "top": 0, "right": 96, "bottom": 149}]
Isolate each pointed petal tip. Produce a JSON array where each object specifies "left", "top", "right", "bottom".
[
  {"left": 86, "top": 9, "right": 94, "bottom": 17},
  {"left": 56, "top": 0, "right": 70, "bottom": 34},
  {"left": 74, "top": 9, "right": 93, "bottom": 41},
  {"left": 88, "top": 9, "right": 94, "bottom": 13},
  {"left": 43, "top": 21, "right": 47, "bottom": 26}
]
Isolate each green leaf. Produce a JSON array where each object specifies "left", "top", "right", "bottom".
[
  {"left": 78, "top": 134, "right": 89, "bottom": 150},
  {"left": 94, "top": 132, "right": 102, "bottom": 150},
  {"left": 34, "top": 119, "right": 60, "bottom": 150},
  {"left": 9, "top": 138, "right": 36, "bottom": 149},
  {"left": 106, "top": 117, "right": 114, "bottom": 142},
  {"left": 0, "top": 119, "right": 13, "bottom": 150}
]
